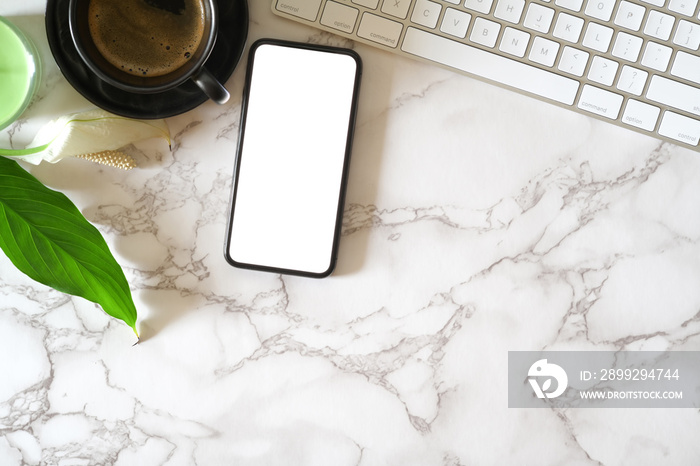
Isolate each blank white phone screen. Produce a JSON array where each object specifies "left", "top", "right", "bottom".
[{"left": 228, "top": 43, "right": 359, "bottom": 275}]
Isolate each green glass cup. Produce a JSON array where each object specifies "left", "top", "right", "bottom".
[{"left": 0, "top": 16, "right": 41, "bottom": 131}]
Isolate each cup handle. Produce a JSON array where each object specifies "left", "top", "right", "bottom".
[{"left": 191, "top": 66, "right": 230, "bottom": 105}]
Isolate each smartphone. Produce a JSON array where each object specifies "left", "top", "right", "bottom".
[{"left": 224, "top": 39, "right": 362, "bottom": 278}]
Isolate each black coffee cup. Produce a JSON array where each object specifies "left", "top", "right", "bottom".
[{"left": 68, "top": 0, "right": 230, "bottom": 104}]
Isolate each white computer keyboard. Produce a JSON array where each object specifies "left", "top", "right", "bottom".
[{"left": 272, "top": 0, "right": 700, "bottom": 152}]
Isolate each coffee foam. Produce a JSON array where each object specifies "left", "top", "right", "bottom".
[{"left": 88, "top": 0, "right": 205, "bottom": 78}]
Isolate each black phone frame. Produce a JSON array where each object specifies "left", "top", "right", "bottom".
[{"left": 224, "top": 38, "right": 363, "bottom": 278}]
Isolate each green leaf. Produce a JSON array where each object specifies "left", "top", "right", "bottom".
[{"left": 0, "top": 156, "right": 138, "bottom": 337}]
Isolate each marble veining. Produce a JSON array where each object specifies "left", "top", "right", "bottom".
[{"left": 1, "top": 1, "right": 700, "bottom": 465}]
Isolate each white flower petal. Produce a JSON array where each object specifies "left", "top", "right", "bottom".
[{"left": 13, "top": 109, "right": 170, "bottom": 165}]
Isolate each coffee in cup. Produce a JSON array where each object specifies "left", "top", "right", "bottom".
[
  {"left": 87, "top": 0, "right": 205, "bottom": 78},
  {"left": 69, "top": 0, "right": 229, "bottom": 104}
]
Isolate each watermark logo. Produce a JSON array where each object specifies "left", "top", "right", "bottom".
[
  {"left": 509, "top": 351, "right": 698, "bottom": 408},
  {"left": 528, "top": 359, "right": 568, "bottom": 399}
]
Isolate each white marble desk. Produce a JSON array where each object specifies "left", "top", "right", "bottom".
[{"left": 1, "top": 1, "right": 699, "bottom": 465}]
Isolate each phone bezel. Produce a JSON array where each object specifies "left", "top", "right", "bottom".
[{"left": 224, "top": 38, "right": 362, "bottom": 278}]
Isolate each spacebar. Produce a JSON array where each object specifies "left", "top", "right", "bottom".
[{"left": 401, "top": 27, "right": 580, "bottom": 105}]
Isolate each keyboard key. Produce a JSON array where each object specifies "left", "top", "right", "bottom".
[
  {"left": 673, "top": 20, "right": 700, "bottom": 50},
  {"left": 553, "top": 12, "right": 585, "bottom": 43},
  {"left": 558, "top": 46, "right": 589, "bottom": 76},
  {"left": 671, "top": 51, "right": 700, "bottom": 85},
  {"left": 381, "top": 0, "right": 411, "bottom": 19},
  {"left": 640, "top": 0, "right": 664, "bottom": 6},
  {"left": 470, "top": 17, "right": 502, "bottom": 47},
  {"left": 358, "top": 12, "right": 403, "bottom": 47},
  {"left": 578, "top": 85, "right": 624, "bottom": 119},
  {"left": 401, "top": 27, "right": 580, "bottom": 104},
  {"left": 352, "top": 0, "right": 380, "bottom": 8},
  {"left": 668, "top": 0, "right": 699, "bottom": 16},
  {"left": 524, "top": 4, "right": 555, "bottom": 33},
  {"left": 622, "top": 99, "right": 661, "bottom": 131},
  {"left": 588, "top": 55, "right": 619, "bottom": 85},
  {"left": 494, "top": 0, "right": 526, "bottom": 24},
  {"left": 647, "top": 75, "right": 700, "bottom": 117},
  {"left": 441, "top": 8, "right": 471, "bottom": 38},
  {"left": 411, "top": 0, "right": 442, "bottom": 28},
  {"left": 641, "top": 41, "right": 673, "bottom": 71},
  {"left": 465, "top": 0, "right": 495, "bottom": 14},
  {"left": 321, "top": 1, "right": 359, "bottom": 33},
  {"left": 612, "top": 31, "right": 644, "bottom": 61},
  {"left": 276, "top": 0, "right": 322, "bottom": 21},
  {"left": 658, "top": 111, "right": 700, "bottom": 145},
  {"left": 584, "top": 0, "right": 617, "bottom": 21},
  {"left": 499, "top": 27, "right": 531, "bottom": 57},
  {"left": 582, "top": 22, "right": 614, "bottom": 52},
  {"left": 614, "top": 1, "right": 646, "bottom": 31},
  {"left": 555, "top": 0, "right": 584, "bottom": 11},
  {"left": 617, "top": 65, "right": 648, "bottom": 95},
  {"left": 529, "top": 36, "right": 560, "bottom": 67},
  {"left": 643, "top": 10, "right": 675, "bottom": 40}
]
